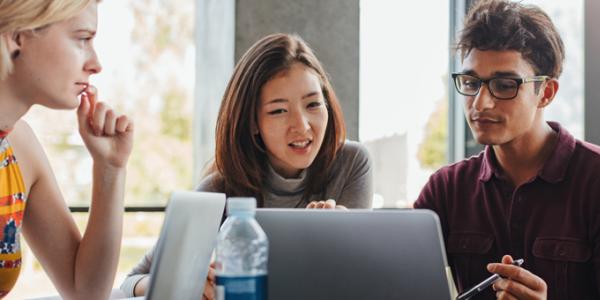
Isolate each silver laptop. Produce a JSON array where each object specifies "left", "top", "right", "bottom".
[
  {"left": 255, "top": 209, "right": 453, "bottom": 300},
  {"left": 143, "top": 191, "right": 225, "bottom": 300}
]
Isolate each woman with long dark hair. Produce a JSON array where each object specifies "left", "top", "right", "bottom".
[{"left": 122, "top": 33, "right": 372, "bottom": 298}]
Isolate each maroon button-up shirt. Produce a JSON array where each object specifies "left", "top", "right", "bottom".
[{"left": 415, "top": 122, "right": 600, "bottom": 300}]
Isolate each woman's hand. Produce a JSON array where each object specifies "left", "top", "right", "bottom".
[
  {"left": 306, "top": 199, "right": 347, "bottom": 210},
  {"left": 202, "top": 263, "right": 216, "bottom": 300},
  {"left": 77, "top": 85, "right": 133, "bottom": 168}
]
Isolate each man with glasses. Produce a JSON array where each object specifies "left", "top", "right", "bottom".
[{"left": 415, "top": 1, "right": 600, "bottom": 299}]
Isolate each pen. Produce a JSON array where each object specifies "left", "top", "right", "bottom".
[{"left": 456, "top": 258, "right": 524, "bottom": 300}]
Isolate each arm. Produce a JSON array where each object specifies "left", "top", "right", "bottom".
[
  {"left": 120, "top": 245, "right": 156, "bottom": 297},
  {"left": 21, "top": 86, "right": 133, "bottom": 299}
]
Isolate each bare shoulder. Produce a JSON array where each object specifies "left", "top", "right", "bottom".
[{"left": 7, "top": 120, "right": 50, "bottom": 190}]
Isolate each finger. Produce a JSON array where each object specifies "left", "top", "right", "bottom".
[
  {"left": 306, "top": 202, "right": 317, "bottom": 209},
  {"left": 115, "top": 115, "right": 131, "bottom": 133},
  {"left": 495, "top": 290, "right": 518, "bottom": 300},
  {"left": 203, "top": 280, "right": 215, "bottom": 299},
  {"left": 92, "top": 102, "right": 107, "bottom": 135},
  {"left": 335, "top": 205, "right": 348, "bottom": 210},
  {"left": 77, "top": 93, "right": 91, "bottom": 130},
  {"left": 207, "top": 266, "right": 215, "bottom": 282},
  {"left": 316, "top": 201, "right": 326, "bottom": 209},
  {"left": 324, "top": 199, "right": 336, "bottom": 209},
  {"left": 487, "top": 263, "right": 546, "bottom": 291},
  {"left": 85, "top": 85, "right": 98, "bottom": 123},
  {"left": 103, "top": 109, "right": 116, "bottom": 135},
  {"left": 501, "top": 255, "right": 514, "bottom": 264},
  {"left": 493, "top": 278, "right": 543, "bottom": 299}
]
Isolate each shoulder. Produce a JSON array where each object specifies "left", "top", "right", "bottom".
[
  {"left": 9, "top": 120, "right": 38, "bottom": 145},
  {"left": 569, "top": 140, "right": 600, "bottom": 180},
  {"left": 337, "top": 140, "right": 371, "bottom": 167},
  {"left": 574, "top": 140, "right": 600, "bottom": 164},
  {"left": 195, "top": 172, "right": 225, "bottom": 193},
  {"left": 7, "top": 120, "right": 47, "bottom": 174},
  {"left": 419, "top": 152, "right": 485, "bottom": 200}
]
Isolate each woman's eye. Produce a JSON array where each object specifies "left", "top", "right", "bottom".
[
  {"left": 78, "top": 37, "right": 93, "bottom": 44},
  {"left": 307, "top": 101, "right": 323, "bottom": 109},
  {"left": 267, "top": 109, "right": 287, "bottom": 115}
]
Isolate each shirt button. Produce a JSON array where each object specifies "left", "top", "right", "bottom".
[{"left": 558, "top": 247, "right": 567, "bottom": 257}]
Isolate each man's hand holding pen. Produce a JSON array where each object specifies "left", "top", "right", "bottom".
[{"left": 488, "top": 255, "right": 547, "bottom": 300}]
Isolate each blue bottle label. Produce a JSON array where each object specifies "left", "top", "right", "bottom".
[{"left": 215, "top": 274, "right": 268, "bottom": 300}]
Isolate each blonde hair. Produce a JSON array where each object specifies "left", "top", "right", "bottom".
[{"left": 0, "top": 0, "right": 94, "bottom": 80}]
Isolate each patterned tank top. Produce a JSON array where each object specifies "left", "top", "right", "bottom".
[{"left": 0, "top": 130, "right": 26, "bottom": 297}]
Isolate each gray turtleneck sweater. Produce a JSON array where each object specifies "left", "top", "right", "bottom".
[{"left": 120, "top": 140, "right": 373, "bottom": 296}]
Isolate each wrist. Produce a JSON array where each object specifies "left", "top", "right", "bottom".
[{"left": 93, "top": 162, "right": 127, "bottom": 175}]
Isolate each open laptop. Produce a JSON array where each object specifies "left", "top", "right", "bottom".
[
  {"left": 141, "top": 191, "right": 225, "bottom": 300},
  {"left": 255, "top": 209, "right": 453, "bottom": 300}
]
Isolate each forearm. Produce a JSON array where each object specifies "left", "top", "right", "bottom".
[{"left": 72, "top": 163, "right": 126, "bottom": 298}]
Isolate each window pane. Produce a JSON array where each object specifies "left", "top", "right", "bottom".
[
  {"left": 518, "top": 0, "right": 584, "bottom": 138},
  {"left": 23, "top": 0, "right": 196, "bottom": 207},
  {"left": 360, "top": 0, "right": 450, "bottom": 208}
]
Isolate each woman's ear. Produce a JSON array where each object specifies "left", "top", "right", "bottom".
[{"left": 2, "top": 31, "right": 23, "bottom": 59}]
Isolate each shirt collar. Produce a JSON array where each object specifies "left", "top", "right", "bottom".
[
  {"left": 478, "top": 121, "right": 576, "bottom": 183},
  {"left": 266, "top": 163, "right": 307, "bottom": 195}
]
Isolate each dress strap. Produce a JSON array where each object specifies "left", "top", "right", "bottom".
[{"left": 0, "top": 130, "right": 10, "bottom": 139}]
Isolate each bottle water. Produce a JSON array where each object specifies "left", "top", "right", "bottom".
[{"left": 215, "top": 197, "right": 268, "bottom": 300}]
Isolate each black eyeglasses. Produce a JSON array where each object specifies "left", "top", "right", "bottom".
[{"left": 451, "top": 73, "right": 549, "bottom": 100}]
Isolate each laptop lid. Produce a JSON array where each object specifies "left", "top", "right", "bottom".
[
  {"left": 255, "top": 209, "right": 453, "bottom": 300},
  {"left": 146, "top": 191, "right": 225, "bottom": 300}
]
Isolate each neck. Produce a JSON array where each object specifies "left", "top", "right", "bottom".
[
  {"left": 0, "top": 79, "right": 32, "bottom": 131},
  {"left": 492, "top": 120, "right": 558, "bottom": 187}
]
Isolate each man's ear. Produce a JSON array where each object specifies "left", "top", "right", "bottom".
[{"left": 538, "top": 78, "right": 559, "bottom": 108}]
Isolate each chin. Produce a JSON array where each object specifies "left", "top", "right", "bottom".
[
  {"left": 473, "top": 135, "right": 508, "bottom": 146},
  {"left": 52, "top": 96, "right": 81, "bottom": 110},
  {"left": 290, "top": 158, "right": 315, "bottom": 171}
]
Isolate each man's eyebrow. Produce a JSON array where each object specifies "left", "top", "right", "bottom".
[
  {"left": 459, "top": 70, "right": 521, "bottom": 78},
  {"left": 461, "top": 69, "right": 477, "bottom": 76},
  {"left": 491, "top": 71, "right": 520, "bottom": 77}
]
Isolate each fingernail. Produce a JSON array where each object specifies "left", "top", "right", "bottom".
[{"left": 486, "top": 264, "right": 493, "bottom": 271}]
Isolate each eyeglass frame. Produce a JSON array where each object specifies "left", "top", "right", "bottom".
[{"left": 451, "top": 73, "right": 550, "bottom": 100}]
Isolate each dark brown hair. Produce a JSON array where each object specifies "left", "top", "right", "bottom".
[
  {"left": 212, "top": 33, "right": 346, "bottom": 206},
  {"left": 457, "top": 0, "right": 565, "bottom": 78}
]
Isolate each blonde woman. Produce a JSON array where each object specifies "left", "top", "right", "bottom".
[{"left": 0, "top": 0, "right": 133, "bottom": 298}]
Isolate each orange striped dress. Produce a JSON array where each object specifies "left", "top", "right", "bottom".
[{"left": 0, "top": 130, "right": 26, "bottom": 297}]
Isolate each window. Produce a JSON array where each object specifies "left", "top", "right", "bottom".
[
  {"left": 360, "top": 0, "right": 450, "bottom": 208},
  {"left": 522, "top": 0, "right": 584, "bottom": 138}
]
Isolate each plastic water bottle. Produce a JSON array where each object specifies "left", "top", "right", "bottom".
[{"left": 215, "top": 197, "right": 268, "bottom": 300}]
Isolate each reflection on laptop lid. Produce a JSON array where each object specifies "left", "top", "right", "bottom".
[
  {"left": 145, "top": 191, "right": 225, "bottom": 300},
  {"left": 255, "top": 209, "right": 453, "bottom": 300}
]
